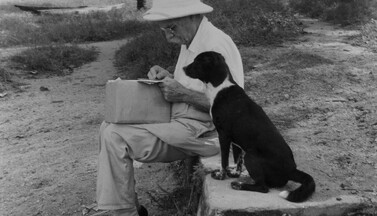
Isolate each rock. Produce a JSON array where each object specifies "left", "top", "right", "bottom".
[{"left": 40, "top": 86, "right": 49, "bottom": 91}]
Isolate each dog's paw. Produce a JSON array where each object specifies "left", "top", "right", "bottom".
[
  {"left": 226, "top": 168, "right": 241, "bottom": 178},
  {"left": 230, "top": 181, "right": 245, "bottom": 190},
  {"left": 211, "top": 169, "right": 227, "bottom": 180},
  {"left": 279, "top": 190, "right": 290, "bottom": 199}
]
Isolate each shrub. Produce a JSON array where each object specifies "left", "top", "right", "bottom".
[
  {"left": 361, "top": 19, "right": 377, "bottom": 42},
  {"left": 0, "top": 8, "right": 149, "bottom": 47},
  {"left": 137, "top": 0, "right": 146, "bottom": 10},
  {"left": 114, "top": 25, "right": 179, "bottom": 79},
  {"left": 289, "top": 0, "right": 377, "bottom": 25},
  {"left": 0, "top": 13, "right": 42, "bottom": 47},
  {"left": 145, "top": 161, "right": 206, "bottom": 216},
  {"left": 289, "top": 0, "right": 334, "bottom": 18},
  {"left": 205, "top": 0, "right": 302, "bottom": 46},
  {"left": 0, "top": 66, "right": 12, "bottom": 83},
  {"left": 9, "top": 44, "right": 98, "bottom": 76},
  {"left": 351, "top": 19, "right": 377, "bottom": 52}
]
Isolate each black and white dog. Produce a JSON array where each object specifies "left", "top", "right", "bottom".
[{"left": 183, "top": 51, "right": 315, "bottom": 202}]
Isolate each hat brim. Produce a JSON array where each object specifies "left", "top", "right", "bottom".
[{"left": 143, "top": 3, "right": 213, "bottom": 21}]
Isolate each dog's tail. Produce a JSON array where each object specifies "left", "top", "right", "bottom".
[{"left": 279, "top": 169, "right": 315, "bottom": 202}]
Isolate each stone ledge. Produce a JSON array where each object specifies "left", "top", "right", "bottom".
[{"left": 197, "top": 154, "right": 376, "bottom": 216}]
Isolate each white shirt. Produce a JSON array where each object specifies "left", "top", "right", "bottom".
[
  {"left": 171, "top": 16, "right": 244, "bottom": 122},
  {"left": 174, "top": 16, "right": 244, "bottom": 92},
  {"left": 131, "top": 17, "right": 244, "bottom": 146}
]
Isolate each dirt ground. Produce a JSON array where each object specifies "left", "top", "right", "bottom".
[
  {"left": 243, "top": 17, "right": 377, "bottom": 203},
  {"left": 1, "top": 16, "right": 377, "bottom": 216}
]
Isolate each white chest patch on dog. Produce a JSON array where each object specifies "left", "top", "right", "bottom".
[{"left": 205, "top": 77, "right": 235, "bottom": 111}]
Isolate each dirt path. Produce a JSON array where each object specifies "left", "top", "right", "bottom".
[
  {"left": 0, "top": 39, "right": 134, "bottom": 215},
  {"left": 0, "top": 39, "right": 122, "bottom": 215},
  {"left": 0, "top": 38, "right": 178, "bottom": 216},
  {"left": 242, "top": 17, "right": 377, "bottom": 203},
  {"left": 1, "top": 17, "right": 376, "bottom": 216}
]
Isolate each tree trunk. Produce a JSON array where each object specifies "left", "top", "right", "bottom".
[{"left": 137, "top": 0, "right": 145, "bottom": 10}]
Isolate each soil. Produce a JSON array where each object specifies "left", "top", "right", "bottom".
[{"left": 1, "top": 16, "right": 377, "bottom": 216}]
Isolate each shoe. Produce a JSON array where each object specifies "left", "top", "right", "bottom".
[{"left": 137, "top": 205, "right": 148, "bottom": 216}]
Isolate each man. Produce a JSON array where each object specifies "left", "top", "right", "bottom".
[{"left": 97, "top": 0, "right": 244, "bottom": 215}]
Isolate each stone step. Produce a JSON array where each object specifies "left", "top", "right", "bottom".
[{"left": 197, "top": 154, "right": 376, "bottom": 216}]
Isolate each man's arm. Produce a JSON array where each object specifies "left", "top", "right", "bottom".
[
  {"left": 158, "top": 77, "right": 210, "bottom": 112},
  {"left": 181, "top": 88, "right": 210, "bottom": 112},
  {"left": 147, "top": 65, "right": 210, "bottom": 112}
]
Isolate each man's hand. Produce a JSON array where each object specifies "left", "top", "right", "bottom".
[
  {"left": 158, "top": 77, "right": 188, "bottom": 102},
  {"left": 147, "top": 65, "right": 173, "bottom": 80},
  {"left": 158, "top": 77, "right": 211, "bottom": 112}
]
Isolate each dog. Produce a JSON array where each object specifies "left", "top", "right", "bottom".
[{"left": 183, "top": 51, "right": 315, "bottom": 202}]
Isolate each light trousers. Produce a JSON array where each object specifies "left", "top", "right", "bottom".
[{"left": 96, "top": 119, "right": 219, "bottom": 213}]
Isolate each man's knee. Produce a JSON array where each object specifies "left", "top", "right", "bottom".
[
  {"left": 99, "top": 123, "right": 131, "bottom": 157},
  {"left": 98, "top": 121, "right": 110, "bottom": 151},
  {"left": 100, "top": 123, "right": 113, "bottom": 147}
]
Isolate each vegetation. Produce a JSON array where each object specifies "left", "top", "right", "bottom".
[
  {"left": 137, "top": 0, "right": 146, "bottom": 10},
  {"left": 114, "top": 26, "right": 180, "bottom": 79},
  {"left": 289, "top": 0, "right": 377, "bottom": 26},
  {"left": 359, "top": 19, "right": 377, "bottom": 50},
  {"left": 0, "top": 7, "right": 149, "bottom": 48},
  {"left": 37, "top": 12, "right": 147, "bottom": 44},
  {"left": 146, "top": 161, "right": 207, "bottom": 216},
  {"left": 9, "top": 44, "right": 98, "bottom": 76},
  {"left": 0, "top": 5, "right": 144, "bottom": 81},
  {"left": 0, "top": 66, "right": 12, "bottom": 83},
  {"left": 2, "top": 0, "right": 376, "bottom": 80},
  {"left": 205, "top": 0, "right": 302, "bottom": 46},
  {"left": 289, "top": 0, "right": 377, "bottom": 51},
  {"left": 115, "top": 0, "right": 303, "bottom": 79},
  {"left": 351, "top": 19, "right": 377, "bottom": 52}
]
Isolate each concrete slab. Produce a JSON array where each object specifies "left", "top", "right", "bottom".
[{"left": 197, "top": 154, "right": 376, "bottom": 216}]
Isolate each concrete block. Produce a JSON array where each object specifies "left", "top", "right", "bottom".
[{"left": 198, "top": 154, "right": 376, "bottom": 216}]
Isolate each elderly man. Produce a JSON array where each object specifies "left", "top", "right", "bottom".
[{"left": 96, "top": 0, "right": 244, "bottom": 215}]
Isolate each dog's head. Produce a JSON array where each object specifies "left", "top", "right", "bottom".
[{"left": 183, "top": 51, "right": 230, "bottom": 87}]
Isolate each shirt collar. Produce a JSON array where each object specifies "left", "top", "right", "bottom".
[{"left": 186, "top": 16, "right": 208, "bottom": 53}]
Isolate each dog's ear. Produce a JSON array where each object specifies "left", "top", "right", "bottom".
[
  {"left": 213, "top": 53, "right": 236, "bottom": 85},
  {"left": 205, "top": 52, "right": 230, "bottom": 87},
  {"left": 184, "top": 53, "right": 212, "bottom": 83}
]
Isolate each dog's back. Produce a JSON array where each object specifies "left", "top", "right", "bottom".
[
  {"left": 211, "top": 84, "right": 297, "bottom": 172},
  {"left": 212, "top": 79, "right": 315, "bottom": 202}
]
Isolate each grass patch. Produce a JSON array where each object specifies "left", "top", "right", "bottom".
[
  {"left": 205, "top": 0, "right": 302, "bottom": 46},
  {"left": 9, "top": 44, "right": 98, "bottom": 76},
  {"left": 36, "top": 11, "right": 149, "bottom": 44},
  {"left": 0, "top": 66, "right": 12, "bottom": 83},
  {"left": 0, "top": 7, "right": 149, "bottom": 48},
  {"left": 0, "top": 5, "right": 21, "bottom": 14},
  {"left": 289, "top": 0, "right": 377, "bottom": 25},
  {"left": 350, "top": 19, "right": 377, "bottom": 52},
  {"left": 146, "top": 161, "right": 206, "bottom": 216}
]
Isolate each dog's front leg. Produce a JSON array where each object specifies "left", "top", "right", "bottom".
[
  {"left": 227, "top": 144, "right": 243, "bottom": 178},
  {"left": 211, "top": 133, "right": 231, "bottom": 180}
]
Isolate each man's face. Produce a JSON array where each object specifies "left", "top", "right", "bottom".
[{"left": 158, "top": 17, "right": 193, "bottom": 45}]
